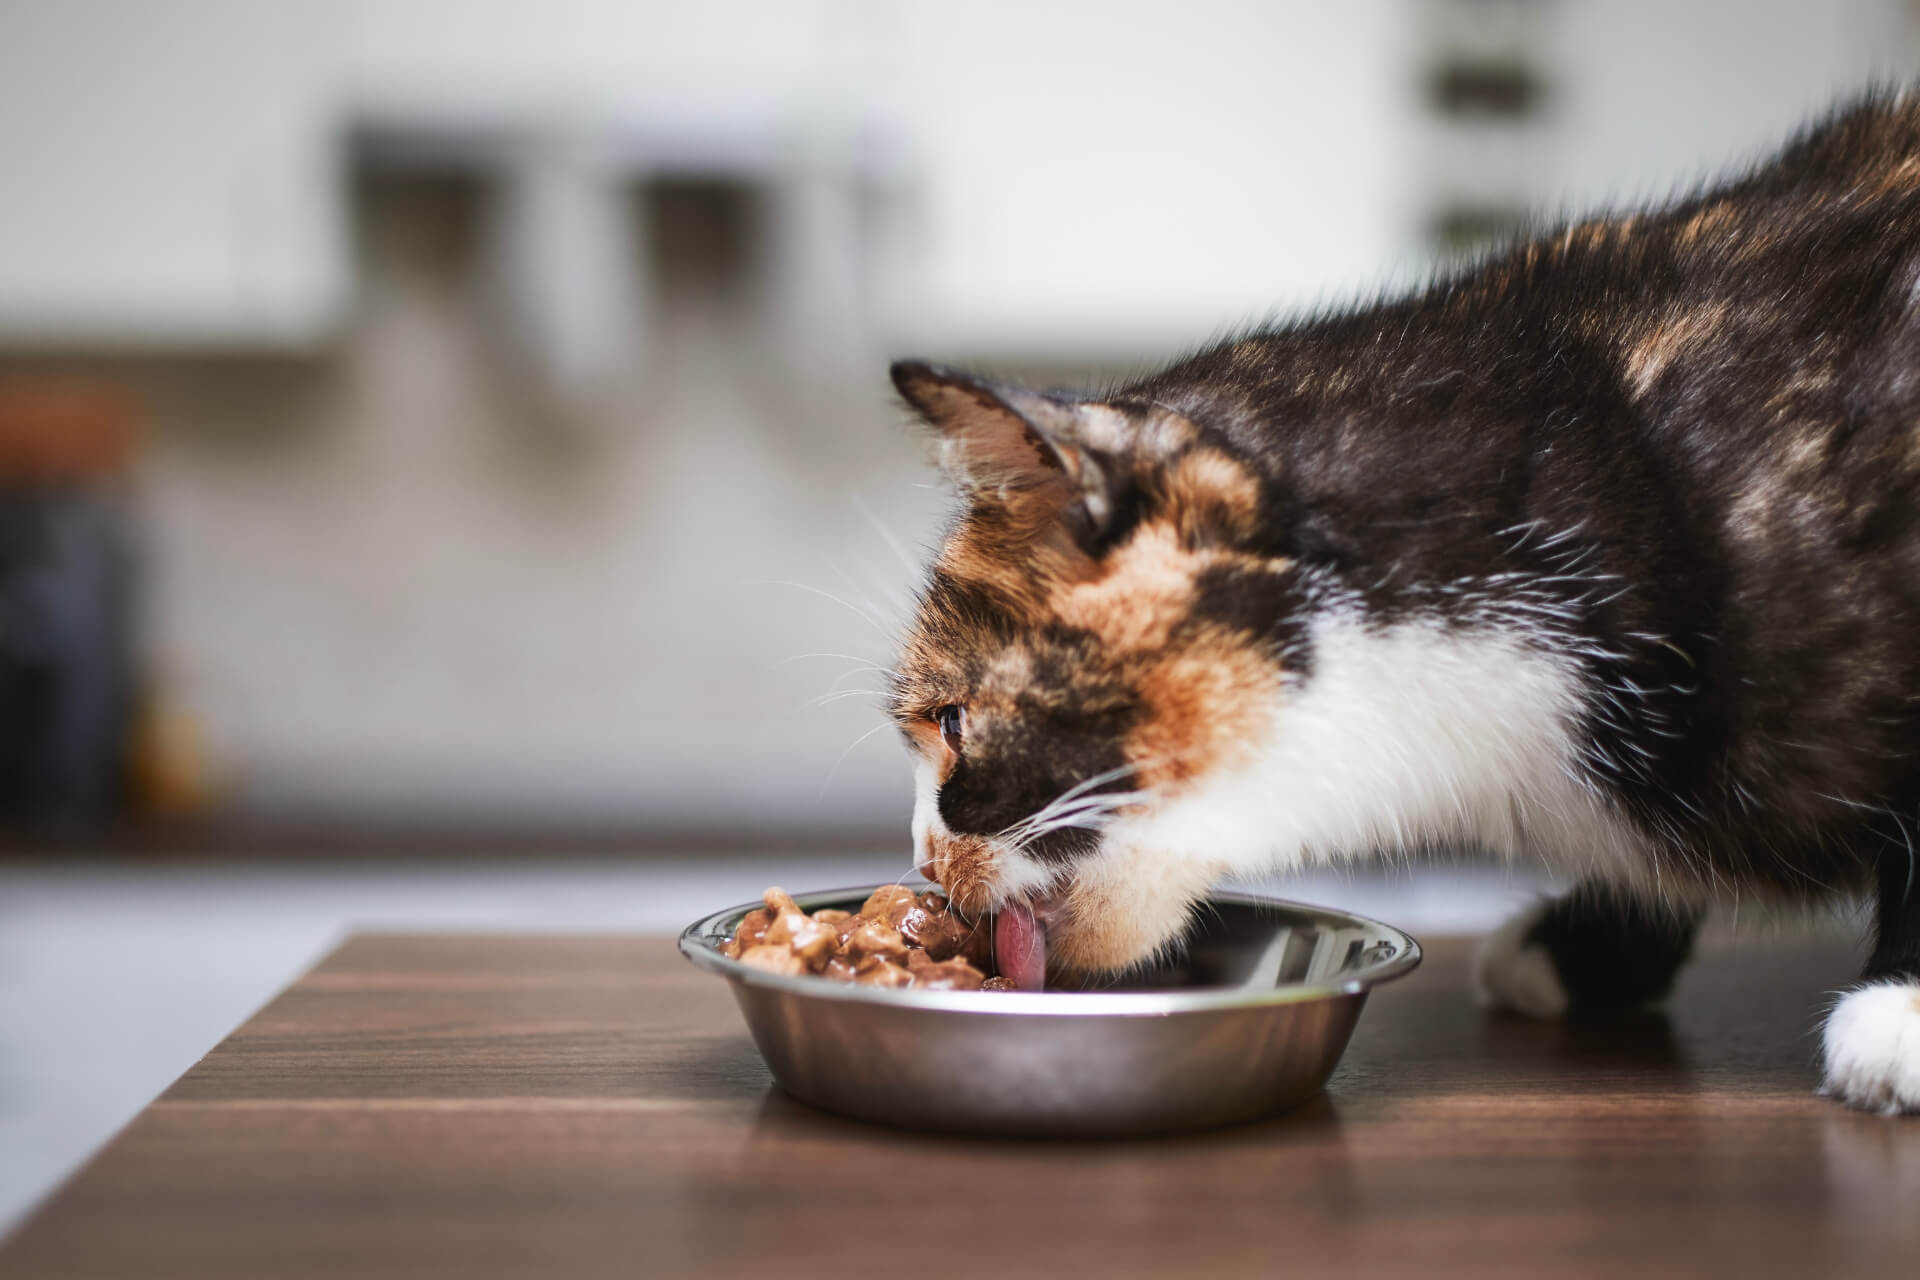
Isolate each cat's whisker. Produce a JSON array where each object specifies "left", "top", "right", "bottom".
[
  {"left": 772, "top": 651, "right": 898, "bottom": 677},
  {"left": 1001, "top": 791, "right": 1161, "bottom": 851},
  {"left": 802, "top": 687, "right": 887, "bottom": 710},
  {"left": 760, "top": 580, "right": 893, "bottom": 638},
  {"left": 991, "top": 751, "right": 1212, "bottom": 851},
  {"left": 1014, "top": 789, "right": 1156, "bottom": 826},
  {"left": 994, "top": 761, "right": 1155, "bottom": 840},
  {"left": 849, "top": 491, "right": 925, "bottom": 579},
  {"left": 826, "top": 665, "right": 897, "bottom": 691},
  {"left": 817, "top": 721, "right": 893, "bottom": 799},
  {"left": 826, "top": 564, "right": 907, "bottom": 631},
  {"left": 1044, "top": 761, "right": 1150, "bottom": 807},
  {"left": 998, "top": 791, "right": 1130, "bottom": 844},
  {"left": 1026, "top": 791, "right": 1159, "bottom": 826}
]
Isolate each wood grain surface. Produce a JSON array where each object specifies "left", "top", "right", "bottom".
[{"left": 3, "top": 929, "right": 1916, "bottom": 1278}]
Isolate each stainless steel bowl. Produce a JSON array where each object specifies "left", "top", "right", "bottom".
[{"left": 679, "top": 885, "right": 1421, "bottom": 1136}]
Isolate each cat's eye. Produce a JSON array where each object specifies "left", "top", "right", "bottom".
[{"left": 933, "top": 704, "right": 965, "bottom": 753}]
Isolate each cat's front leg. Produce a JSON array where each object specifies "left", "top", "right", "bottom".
[
  {"left": 1473, "top": 881, "right": 1701, "bottom": 1017},
  {"left": 1821, "top": 853, "right": 1920, "bottom": 1114}
]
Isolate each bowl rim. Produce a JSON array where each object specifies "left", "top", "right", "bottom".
[{"left": 677, "top": 883, "right": 1423, "bottom": 1017}]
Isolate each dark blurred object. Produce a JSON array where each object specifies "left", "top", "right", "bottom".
[
  {"left": 0, "top": 382, "right": 136, "bottom": 831},
  {"left": 1426, "top": 203, "right": 1533, "bottom": 257},
  {"left": 1426, "top": 60, "right": 1549, "bottom": 119}
]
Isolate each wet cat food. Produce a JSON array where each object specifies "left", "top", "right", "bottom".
[{"left": 724, "top": 886, "right": 1013, "bottom": 990}]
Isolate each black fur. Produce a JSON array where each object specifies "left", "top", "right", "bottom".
[
  {"left": 1528, "top": 883, "right": 1702, "bottom": 1013},
  {"left": 1187, "top": 562, "right": 1316, "bottom": 680},
  {"left": 1868, "top": 843, "right": 1920, "bottom": 983}
]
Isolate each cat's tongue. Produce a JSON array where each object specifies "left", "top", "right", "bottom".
[{"left": 994, "top": 901, "right": 1047, "bottom": 991}]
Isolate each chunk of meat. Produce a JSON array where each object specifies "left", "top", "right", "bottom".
[
  {"left": 859, "top": 885, "right": 918, "bottom": 924},
  {"left": 822, "top": 955, "right": 859, "bottom": 982},
  {"left": 905, "top": 948, "right": 987, "bottom": 991},
  {"left": 896, "top": 897, "right": 973, "bottom": 961},
  {"left": 761, "top": 888, "right": 838, "bottom": 970},
  {"left": 723, "top": 908, "right": 773, "bottom": 959},
  {"left": 852, "top": 956, "right": 914, "bottom": 988},
  {"left": 841, "top": 917, "right": 909, "bottom": 964},
  {"left": 722, "top": 887, "right": 1015, "bottom": 991},
  {"left": 738, "top": 944, "right": 808, "bottom": 977}
]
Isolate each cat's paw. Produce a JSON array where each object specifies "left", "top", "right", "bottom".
[
  {"left": 1821, "top": 979, "right": 1920, "bottom": 1115},
  {"left": 1472, "top": 901, "right": 1568, "bottom": 1018}
]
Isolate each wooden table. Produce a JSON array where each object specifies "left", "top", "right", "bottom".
[{"left": 2, "top": 931, "right": 1916, "bottom": 1278}]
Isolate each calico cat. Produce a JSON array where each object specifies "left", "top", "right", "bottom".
[{"left": 886, "top": 92, "right": 1920, "bottom": 1113}]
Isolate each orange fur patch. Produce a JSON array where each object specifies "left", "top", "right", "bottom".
[
  {"left": 927, "top": 832, "right": 995, "bottom": 918},
  {"left": 1765, "top": 367, "right": 1840, "bottom": 417},
  {"left": 1049, "top": 520, "right": 1286, "bottom": 791},
  {"left": 1558, "top": 214, "right": 1637, "bottom": 255},
  {"left": 1127, "top": 627, "right": 1281, "bottom": 790},
  {"left": 1676, "top": 202, "right": 1735, "bottom": 248},
  {"left": 935, "top": 517, "right": 1089, "bottom": 622},
  {"left": 902, "top": 719, "right": 941, "bottom": 752},
  {"left": 1164, "top": 448, "right": 1262, "bottom": 545},
  {"left": 1625, "top": 300, "right": 1732, "bottom": 398},
  {"left": 1868, "top": 153, "right": 1920, "bottom": 197},
  {"left": 1051, "top": 521, "right": 1202, "bottom": 652},
  {"left": 938, "top": 516, "right": 1290, "bottom": 796}
]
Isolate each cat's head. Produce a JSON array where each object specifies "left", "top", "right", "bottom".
[{"left": 888, "top": 361, "right": 1304, "bottom": 979}]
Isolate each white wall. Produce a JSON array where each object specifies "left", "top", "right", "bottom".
[
  {"left": 6, "top": 1, "right": 1918, "bottom": 831},
  {"left": 876, "top": 1, "right": 1423, "bottom": 355},
  {"left": 5, "top": 1, "right": 1913, "bottom": 353},
  {"left": 0, "top": 0, "right": 346, "bottom": 345},
  {"left": 1546, "top": 0, "right": 1918, "bottom": 212}
]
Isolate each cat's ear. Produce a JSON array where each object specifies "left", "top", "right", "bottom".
[{"left": 891, "top": 360, "right": 1121, "bottom": 537}]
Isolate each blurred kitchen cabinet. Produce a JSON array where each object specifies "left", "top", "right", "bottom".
[{"left": 0, "top": 0, "right": 347, "bottom": 348}]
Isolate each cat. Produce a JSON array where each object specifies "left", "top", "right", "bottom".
[{"left": 886, "top": 91, "right": 1920, "bottom": 1113}]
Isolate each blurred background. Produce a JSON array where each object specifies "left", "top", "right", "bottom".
[{"left": 1, "top": 0, "right": 1913, "bottom": 1236}]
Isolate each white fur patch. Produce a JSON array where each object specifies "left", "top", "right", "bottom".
[
  {"left": 1095, "top": 613, "right": 1657, "bottom": 893},
  {"left": 1471, "top": 901, "right": 1569, "bottom": 1018},
  {"left": 1821, "top": 979, "right": 1920, "bottom": 1115},
  {"left": 909, "top": 757, "right": 939, "bottom": 875},
  {"left": 988, "top": 841, "right": 1064, "bottom": 903}
]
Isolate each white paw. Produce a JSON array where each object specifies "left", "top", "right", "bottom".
[
  {"left": 1821, "top": 979, "right": 1920, "bottom": 1115},
  {"left": 1472, "top": 901, "right": 1568, "bottom": 1019}
]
